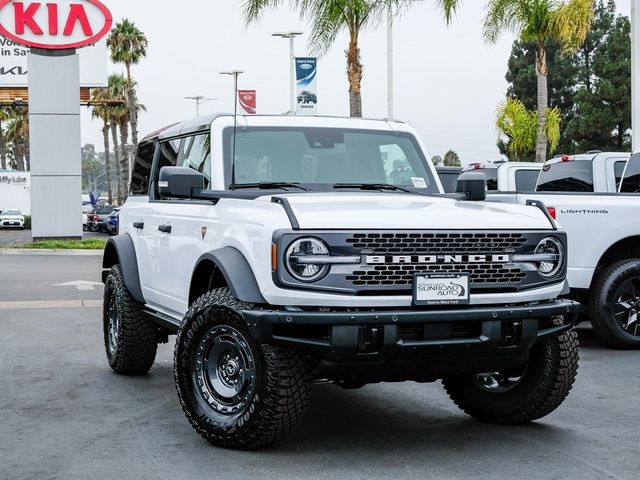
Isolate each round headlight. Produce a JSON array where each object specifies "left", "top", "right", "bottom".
[
  {"left": 535, "top": 237, "right": 564, "bottom": 277},
  {"left": 285, "top": 238, "right": 330, "bottom": 282}
]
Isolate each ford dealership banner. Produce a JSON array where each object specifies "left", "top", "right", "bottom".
[
  {"left": 295, "top": 57, "right": 317, "bottom": 115},
  {"left": 238, "top": 90, "right": 256, "bottom": 115}
]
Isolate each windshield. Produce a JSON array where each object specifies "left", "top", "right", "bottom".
[
  {"left": 223, "top": 127, "right": 438, "bottom": 193},
  {"left": 1, "top": 210, "right": 20, "bottom": 215}
]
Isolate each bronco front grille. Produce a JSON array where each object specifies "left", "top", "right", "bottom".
[
  {"left": 343, "top": 232, "right": 528, "bottom": 292},
  {"left": 345, "top": 232, "right": 526, "bottom": 254},
  {"left": 346, "top": 263, "right": 526, "bottom": 287}
]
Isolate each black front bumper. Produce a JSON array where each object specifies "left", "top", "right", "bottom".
[{"left": 243, "top": 299, "right": 580, "bottom": 357}]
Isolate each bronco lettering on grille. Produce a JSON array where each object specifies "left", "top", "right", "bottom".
[{"left": 365, "top": 254, "right": 510, "bottom": 265}]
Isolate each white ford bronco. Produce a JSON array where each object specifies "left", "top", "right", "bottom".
[{"left": 102, "top": 114, "right": 579, "bottom": 449}]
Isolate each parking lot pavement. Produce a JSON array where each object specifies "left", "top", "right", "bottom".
[{"left": 1, "top": 255, "right": 639, "bottom": 480}]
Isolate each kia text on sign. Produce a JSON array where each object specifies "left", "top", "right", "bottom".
[{"left": 0, "top": 0, "right": 112, "bottom": 49}]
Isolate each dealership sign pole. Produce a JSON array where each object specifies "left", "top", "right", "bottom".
[
  {"left": 633, "top": 0, "right": 639, "bottom": 151},
  {"left": 0, "top": 0, "right": 112, "bottom": 240}
]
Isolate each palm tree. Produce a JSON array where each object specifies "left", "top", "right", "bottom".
[
  {"left": 91, "top": 88, "right": 115, "bottom": 204},
  {"left": 496, "top": 97, "right": 561, "bottom": 161},
  {"left": 106, "top": 74, "right": 128, "bottom": 204},
  {"left": 107, "top": 19, "right": 148, "bottom": 148},
  {"left": 443, "top": 0, "right": 594, "bottom": 162},
  {"left": 243, "top": 0, "right": 447, "bottom": 117},
  {"left": 5, "top": 108, "right": 29, "bottom": 171},
  {"left": 0, "top": 107, "right": 11, "bottom": 170}
]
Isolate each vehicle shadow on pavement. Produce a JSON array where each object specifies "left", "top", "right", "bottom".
[
  {"left": 575, "top": 325, "right": 613, "bottom": 350},
  {"left": 271, "top": 383, "right": 568, "bottom": 455}
]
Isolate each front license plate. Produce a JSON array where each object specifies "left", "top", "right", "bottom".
[{"left": 413, "top": 273, "right": 470, "bottom": 306}]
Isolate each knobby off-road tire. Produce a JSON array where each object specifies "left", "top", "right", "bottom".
[
  {"left": 174, "top": 288, "right": 313, "bottom": 450},
  {"left": 443, "top": 317, "right": 578, "bottom": 424},
  {"left": 103, "top": 265, "right": 157, "bottom": 374},
  {"left": 588, "top": 259, "right": 640, "bottom": 349}
]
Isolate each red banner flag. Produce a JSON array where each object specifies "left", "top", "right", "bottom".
[{"left": 238, "top": 90, "right": 256, "bottom": 115}]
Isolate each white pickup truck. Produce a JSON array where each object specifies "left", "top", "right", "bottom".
[
  {"left": 491, "top": 151, "right": 640, "bottom": 348},
  {"left": 462, "top": 161, "right": 542, "bottom": 192}
]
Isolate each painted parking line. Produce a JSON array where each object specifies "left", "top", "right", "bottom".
[{"left": 0, "top": 300, "right": 102, "bottom": 310}]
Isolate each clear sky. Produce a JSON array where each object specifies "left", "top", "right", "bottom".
[{"left": 81, "top": 0, "right": 631, "bottom": 166}]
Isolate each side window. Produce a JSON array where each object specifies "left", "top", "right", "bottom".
[
  {"left": 153, "top": 138, "right": 181, "bottom": 199},
  {"left": 482, "top": 168, "right": 498, "bottom": 191},
  {"left": 614, "top": 160, "right": 628, "bottom": 191},
  {"left": 621, "top": 153, "right": 640, "bottom": 193},
  {"left": 130, "top": 140, "right": 156, "bottom": 195},
  {"left": 179, "top": 134, "right": 211, "bottom": 188},
  {"left": 514, "top": 169, "right": 540, "bottom": 192}
]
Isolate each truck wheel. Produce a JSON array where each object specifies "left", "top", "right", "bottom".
[
  {"left": 103, "top": 265, "right": 157, "bottom": 374},
  {"left": 443, "top": 318, "right": 578, "bottom": 424},
  {"left": 589, "top": 259, "right": 640, "bottom": 349},
  {"left": 174, "top": 288, "right": 313, "bottom": 449}
]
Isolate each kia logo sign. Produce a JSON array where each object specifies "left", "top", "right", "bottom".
[
  {"left": 241, "top": 94, "right": 253, "bottom": 100},
  {"left": 0, "top": 0, "right": 112, "bottom": 50}
]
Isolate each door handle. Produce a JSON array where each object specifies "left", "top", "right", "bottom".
[
  {"left": 158, "top": 224, "right": 172, "bottom": 234},
  {"left": 133, "top": 221, "right": 144, "bottom": 230}
]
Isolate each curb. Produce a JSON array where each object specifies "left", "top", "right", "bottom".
[{"left": 0, "top": 249, "right": 103, "bottom": 256}]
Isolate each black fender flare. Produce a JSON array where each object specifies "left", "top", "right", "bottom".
[
  {"left": 102, "top": 234, "right": 145, "bottom": 303},
  {"left": 192, "top": 247, "right": 266, "bottom": 304}
]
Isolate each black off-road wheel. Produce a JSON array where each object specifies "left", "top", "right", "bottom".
[
  {"left": 103, "top": 265, "right": 158, "bottom": 374},
  {"left": 589, "top": 259, "right": 640, "bottom": 349},
  {"left": 174, "top": 288, "right": 313, "bottom": 450},
  {"left": 443, "top": 317, "right": 578, "bottom": 424}
]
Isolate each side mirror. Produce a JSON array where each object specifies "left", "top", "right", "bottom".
[
  {"left": 158, "top": 166, "right": 204, "bottom": 199},
  {"left": 455, "top": 171, "right": 487, "bottom": 201}
]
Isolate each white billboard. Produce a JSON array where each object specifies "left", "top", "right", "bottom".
[
  {"left": 0, "top": 37, "right": 107, "bottom": 87},
  {"left": 0, "top": 171, "right": 31, "bottom": 214}
]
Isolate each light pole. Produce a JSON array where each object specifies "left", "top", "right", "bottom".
[
  {"left": 184, "top": 95, "right": 218, "bottom": 116},
  {"left": 387, "top": 7, "right": 394, "bottom": 119},
  {"left": 220, "top": 70, "right": 244, "bottom": 116},
  {"left": 632, "top": 0, "right": 639, "bottom": 150},
  {"left": 272, "top": 31, "right": 303, "bottom": 114}
]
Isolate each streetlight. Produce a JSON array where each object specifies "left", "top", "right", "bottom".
[
  {"left": 220, "top": 70, "right": 244, "bottom": 117},
  {"left": 387, "top": 7, "right": 394, "bottom": 119},
  {"left": 184, "top": 95, "right": 218, "bottom": 116},
  {"left": 272, "top": 31, "right": 303, "bottom": 114},
  {"left": 632, "top": 0, "right": 639, "bottom": 150}
]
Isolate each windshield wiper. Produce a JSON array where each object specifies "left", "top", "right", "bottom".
[
  {"left": 333, "top": 183, "right": 412, "bottom": 193},
  {"left": 232, "top": 182, "right": 309, "bottom": 191}
]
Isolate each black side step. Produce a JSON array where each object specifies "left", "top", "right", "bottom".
[{"left": 145, "top": 309, "right": 180, "bottom": 333}]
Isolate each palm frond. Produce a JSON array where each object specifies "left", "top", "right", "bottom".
[
  {"left": 241, "top": 0, "right": 285, "bottom": 25},
  {"left": 549, "top": 0, "right": 595, "bottom": 52},
  {"left": 435, "top": 0, "right": 462, "bottom": 25},
  {"left": 484, "top": 0, "right": 532, "bottom": 44}
]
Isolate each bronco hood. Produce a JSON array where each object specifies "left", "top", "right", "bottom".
[{"left": 263, "top": 193, "right": 554, "bottom": 230}]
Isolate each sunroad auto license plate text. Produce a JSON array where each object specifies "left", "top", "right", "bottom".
[{"left": 413, "top": 273, "right": 470, "bottom": 306}]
